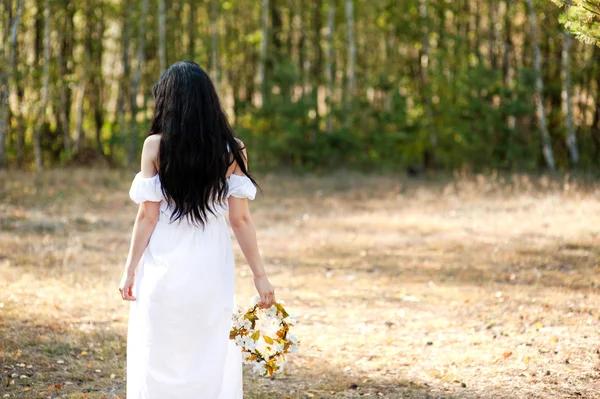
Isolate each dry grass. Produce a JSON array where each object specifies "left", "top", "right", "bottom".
[{"left": 1, "top": 169, "right": 599, "bottom": 399}]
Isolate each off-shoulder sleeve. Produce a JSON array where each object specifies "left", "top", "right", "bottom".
[
  {"left": 227, "top": 174, "right": 256, "bottom": 200},
  {"left": 129, "top": 173, "right": 164, "bottom": 203}
]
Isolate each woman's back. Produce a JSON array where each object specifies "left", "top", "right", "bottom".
[{"left": 119, "top": 61, "right": 275, "bottom": 399}]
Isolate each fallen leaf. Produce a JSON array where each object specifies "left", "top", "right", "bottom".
[{"left": 503, "top": 352, "right": 512, "bottom": 359}]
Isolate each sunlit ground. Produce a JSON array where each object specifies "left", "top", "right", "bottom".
[{"left": 1, "top": 170, "right": 599, "bottom": 398}]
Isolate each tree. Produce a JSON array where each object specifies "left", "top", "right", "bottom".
[
  {"left": 562, "top": 6, "right": 579, "bottom": 165},
  {"left": 550, "top": 1, "right": 600, "bottom": 45},
  {"left": 129, "top": 0, "right": 149, "bottom": 162},
  {"left": 344, "top": 0, "right": 356, "bottom": 105},
  {"left": 33, "top": 0, "right": 50, "bottom": 171},
  {"left": 0, "top": 0, "right": 23, "bottom": 168},
  {"left": 256, "top": 0, "right": 269, "bottom": 106},
  {"left": 527, "top": 0, "right": 556, "bottom": 171},
  {"left": 210, "top": 0, "right": 219, "bottom": 87},
  {"left": 324, "top": 0, "right": 335, "bottom": 134},
  {"left": 419, "top": 0, "right": 437, "bottom": 168},
  {"left": 158, "top": 0, "right": 167, "bottom": 72}
]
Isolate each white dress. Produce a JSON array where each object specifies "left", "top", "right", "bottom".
[{"left": 126, "top": 173, "right": 256, "bottom": 399}]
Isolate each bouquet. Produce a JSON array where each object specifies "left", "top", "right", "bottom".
[{"left": 230, "top": 295, "right": 300, "bottom": 377}]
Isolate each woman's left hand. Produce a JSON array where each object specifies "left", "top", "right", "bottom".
[{"left": 119, "top": 273, "right": 136, "bottom": 301}]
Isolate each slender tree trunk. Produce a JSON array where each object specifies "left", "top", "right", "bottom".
[
  {"left": 210, "top": 0, "right": 219, "bottom": 87},
  {"left": 129, "top": 0, "right": 149, "bottom": 161},
  {"left": 158, "top": 0, "right": 167, "bottom": 72},
  {"left": 256, "top": 0, "right": 269, "bottom": 106},
  {"left": 324, "top": 0, "right": 334, "bottom": 134},
  {"left": 118, "top": 0, "right": 131, "bottom": 145},
  {"left": 93, "top": 13, "right": 105, "bottom": 155},
  {"left": 344, "top": 0, "right": 356, "bottom": 105},
  {"left": 298, "top": 1, "right": 308, "bottom": 97},
  {"left": 419, "top": 0, "right": 437, "bottom": 168},
  {"left": 0, "top": 0, "right": 10, "bottom": 169},
  {"left": 16, "top": 84, "right": 24, "bottom": 167},
  {"left": 590, "top": 48, "right": 600, "bottom": 158},
  {"left": 310, "top": 0, "right": 322, "bottom": 133},
  {"left": 74, "top": 78, "right": 86, "bottom": 152},
  {"left": 33, "top": 0, "right": 50, "bottom": 171},
  {"left": 74, "top": 5, "right": 92, "bottom": 153},
  {"left": 503, "top": 0, "right": 516, "bottom": 131},
  {"left": 561, "top": 6, "right": 578, "bottom": 166},
  {"left": 385, "top": 15, "right": 398, "bottom": 112},
  {"left": 526, "top": 0, "right": 556, "bottom": 171},
  {"left": 188, "top": 0, "right": 195, "bottom": 59},
  {"left": 0, "top": 0, "right": 23, "bottom": 168},
  {"left": 57, "top": 1, "right": 73, "bottom": 157},
  {"left": 489, "top": 1, "right": 497, "bottom": 69}
]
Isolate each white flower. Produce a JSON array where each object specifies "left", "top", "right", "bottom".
[
  {"left": 277, "top": 299, "right": 285, "bottom": 305},
  {"left": 287, "top": 313, "right": 297, "bottom": 325},
  {"left": 242, "top": 318, "right": 252, "bottom": 330},
  {"left": 251, "top": 295, "right": 261, "bottom": 306},
  {"left": 264, "top": 306, "right": 277, "bottom": 319},
  {"left": 287, "top": 334, "right": 299, "bottom": 345},
  {"left": 270, "top": 318, "right": 281, "bottom": 328},
  {"left": 288, "top": 343, "right": 299, "bottom": 354},
  {"left": 242, "top": 337, "right": 257, "bottom": 352},
  {"left": 242, "top": 352, "right": 254, "bottom": 364},
  {"left": 232, "top": 317, "right": 243, "bottom": 329},
  {"left": 252, "top": 361, "right": 267, "bottom": 375},
  {"left": 275, "top": 356, "right": 287, "bottom": 373},
  {"left": 234, "top": 336, "right": 243, "bottom": 346},
  {"left": 271, "top": 342, "right": 285, "bottom": 354}
]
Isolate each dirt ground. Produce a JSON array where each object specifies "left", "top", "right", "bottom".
[{"left": 1, "top": 169, "right": 599, "bottom": 399}]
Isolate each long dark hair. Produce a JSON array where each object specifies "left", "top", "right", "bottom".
[{"left": 149, "top": 61, "right": 255, "bottom": 226}]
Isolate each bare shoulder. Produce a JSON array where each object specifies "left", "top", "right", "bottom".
[
  {"left": 235, "top": 137, "right": 246, "bottom": 150},
  {"left": 228, "top": 138, "right": 249, "bottom": 176},
  {"left": 140, "top": 135, "right": 161, "bottom": 176},
  {"left": 143, "top": 134, "right": 162, "bottom": 152}
]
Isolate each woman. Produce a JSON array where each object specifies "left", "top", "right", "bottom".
[{"left": 118, "top": 61, "right": 275, "bottom": 399}]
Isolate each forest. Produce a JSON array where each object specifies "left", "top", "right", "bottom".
[{"left": 0, "top": 0, "right": 599, "bottom": 172}]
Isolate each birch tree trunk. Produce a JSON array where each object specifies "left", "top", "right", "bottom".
[
  {"left": 590, "top": 48, "right": 600, "bottom": 158},
  {"left": 526, "top": 0, "right": 556, "bottom": 171},
  {"left": 92, "top": 11, "right": 104, "bottom": 154},
  {"left": 33, "top": 0, "right": 50, "bottom": 171},
  {"left": 188, "top": 0, "right": 195, "bottom": 59},
  {"left": 298, "top": 0, "right": 308, "bottom": 97},
  {"left": 129, "top": 0, "right": 149, "bottom": 161},
  {"left": 117, "top": 0, "right": 131, "bottom": 144},
  {"left": 57, "top": 3, "right": 72, "bottom": 157},
  {"left": 256, "top": 0, "right": 269, "bottom": 106},
  {"left": 488, "top": 1, "right": 497, "bottom": 69},
  {"left": 419, "top": 0, "right": 437, "bottom": 168},
  {"left": 0, "top": 0, "right": 23, "bottom": 168},
  {"left": 210, "top": 0, "right": 219, "bottom": 87},
  {"left": 324, "top": 0, "right": 334, "bottom": 134},
  {"left": 562, "top": 5, "right": 578, "bottom": 166},
  {"left": 74, "top": 5, "right": 91, "bottom": 153},
  {"left": 503, "top": 0, "right": 516, "bottom": 131},
  {"left": 158, "top": 0, "right": 167, "bottom": 72},
  {"left": 344, "top": 0, "right": 356, "bottom": 105},
  {"left": 73, "top": 77, "right": 86, "bottom": 153}
]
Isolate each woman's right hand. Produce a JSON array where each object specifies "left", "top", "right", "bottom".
[{"left": 254, "top": 275, "right": 275, "bottom": 308}]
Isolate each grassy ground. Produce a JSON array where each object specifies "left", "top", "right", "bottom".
[{"left": 1, "top": 169, "right": 599, "bottom": 399}]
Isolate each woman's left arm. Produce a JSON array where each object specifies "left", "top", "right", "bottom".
[{"left": 119, "top": 136, "right": 161, "bottom": 301}]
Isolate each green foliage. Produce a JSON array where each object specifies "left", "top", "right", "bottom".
[
  {"left": 3, "top": 0, "right": 600, "bottom": 172},
  {"left": 551, "top": 0, "right": 600, "bottom": 45}
]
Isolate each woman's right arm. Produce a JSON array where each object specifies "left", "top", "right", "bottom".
[{"left": 227, "top": 148, "right": 275, "bottom": 308}]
